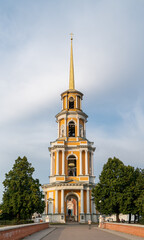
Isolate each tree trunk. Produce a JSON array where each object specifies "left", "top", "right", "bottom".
[
  {"left": 116, "top": 213, "right": 120, "bottom": 222},
  {"left": 128, "top": 213, "right": 131, "bottom": 223},
  {"left": 17, "top": 213, "right": 20, "bottom": 222}
]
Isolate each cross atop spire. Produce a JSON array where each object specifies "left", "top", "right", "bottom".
[{"left": 69, "top": 33, "right": 75, "bottom": 90}]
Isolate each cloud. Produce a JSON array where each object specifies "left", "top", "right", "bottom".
[{"left": 87, "top": 101, "right": 144, "bottom": 181}]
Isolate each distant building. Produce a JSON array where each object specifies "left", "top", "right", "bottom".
[{"left": 42, "top": 36, "right": 97, "bottom": 223}]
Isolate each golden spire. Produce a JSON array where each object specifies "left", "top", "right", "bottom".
[{"left": 69, "top": 33, "right": 75, "bottom": 90}]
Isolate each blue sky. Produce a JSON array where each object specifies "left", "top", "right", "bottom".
[{"left": 0, "top": 0, "right": 144, "bottom": 201}]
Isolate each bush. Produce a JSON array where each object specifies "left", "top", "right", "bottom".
[
  {"left": 0, "top": 219, "right": 34, "bottom": 226},
  {"left": 139, "top": 217, "right": 144, "bottom": 225}
]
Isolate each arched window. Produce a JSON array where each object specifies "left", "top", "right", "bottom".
[
  {"left": 60, "top": 124, "right": 65, "bottom": 137},
  {"left": 69, "top": 97, "right": 74, "bottom": 109},
  {"left": 68, "top": 155, "right": 77, "bottom": 176},
  {"left": 68, "top": 121, "right": 75, "bottom": 137},
  {"left": 79, "top": 124, "right": 84, "bottom": 137}
]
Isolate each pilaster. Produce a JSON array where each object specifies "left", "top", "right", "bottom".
[
  {"left": 55, "top": 190, "right": 58, "bottom": 214},
  {"left": 87, "top": 189, "right": 90, "bottom": 214},
  {"left": 80, "top": 189, "right": 84, "bottom": 214},
  {"left": 85, "top": 150, "right": 88, "bottom": 175},
  {"left": 61, "top": 189, "right": 64, "bottom": 213},
  {"left": 56, "top": 150, "right": 59, "bottom": 175}
]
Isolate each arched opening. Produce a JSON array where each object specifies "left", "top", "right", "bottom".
[
  {"left": 66, "top": 194, "right": 78, "bottom": 222},
  {"left": 69, "top": 97, "right": 74, "bottom": 109},
  {"left": 68, "top": 121, "right": 75, "bottom": 137},
  {"left": 68, "top": 155, "right": 77, "bottom": 176}
]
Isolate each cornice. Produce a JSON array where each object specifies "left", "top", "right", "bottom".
[
  {"left": 48, "top": 145, "right": 96, "bottom": 152},
  {"left": 55, "top": 110, "right": 88, "bottom": 119},
  {"left": 42, "top": 181, "right": 95, "bottom": 188},
  {"left": 61, "top": 89, "right": 83, "bottom": 98}
]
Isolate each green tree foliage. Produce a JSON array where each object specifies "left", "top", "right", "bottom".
[
  {"left": 92, "top": 157, "right": 144, "bottom": 222},
  {"left": 92, "top": 157, "right": 126, "bottom": 222},
  {"left": 119, "top": 166, "right": 138, "bottom": 222},
  {"left": 2, "top": 156, "right": 45, "bottom": 220},
  {"left": 134, "top": 169, "right": 144, "bottom": 218}
]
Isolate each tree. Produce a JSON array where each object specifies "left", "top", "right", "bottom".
[
  {"left": 2, "top": 156, "right": 45, "bottom": 220},
  {"left": 134, "top": 168, "right": 144, "bottom": 221},
  {"left": 119, "top": 167, "right": 144, "bottom": 223},
  {"left": 119, "top": 166, "right": 138, "bottom": 223},
  {"left": 92, "top": 157, "right": 127, "bottom": 222}
]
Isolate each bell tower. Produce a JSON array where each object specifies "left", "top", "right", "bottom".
[{"left": 42, "top": 36, "right": 97, "bottom": 223}]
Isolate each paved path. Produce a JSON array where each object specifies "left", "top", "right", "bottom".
[{"left": 23, "top": 225, "right": 144, "bottom": 240}]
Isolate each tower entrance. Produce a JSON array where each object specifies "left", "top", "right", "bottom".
[{"left": 66, "top": 194, "right": 78, "bottom": 222}]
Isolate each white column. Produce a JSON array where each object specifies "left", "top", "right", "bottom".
[
  {"left": 55, "top": 190, "right": 58, "bottom": 214},
  {"left": 61, "top": 189, "right": 64, "bottom": 213},
  {"left": 50, "top": 153, "right": 53, "bottom": 176},
  {"left": 62, "top": 150, "right": 65, "bottom": 175},
  {"left": 81, "top": 189, "right": 84, "bottom": 213},
  {"left": 58, "top": 121, "right": 60, "bottom": 138},
  {"left": 91, "top": 152, "right": 94, "bottom": 175},
  {"left": 56, "top": 150, "right": 59, "bottom": 175},
  {"left": 87, "top": 189, "right": 90, "bottom": 214},
  {"left": 80, "top": 150, "right": 82, "bottom": 175},
  {"left": 77, "top": 117, "right": 79, "bottom": 137},
  {"left": 85, "top": 150, "right": 88, "bottom": 175}
]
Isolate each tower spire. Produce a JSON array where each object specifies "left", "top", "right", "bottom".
[{"left": 69, "top": 33, "right": 75, "bottom": 90}]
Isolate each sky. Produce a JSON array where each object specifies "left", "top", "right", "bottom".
[{"left": 0, "top": 0, "right": 144, "bottom": 201}]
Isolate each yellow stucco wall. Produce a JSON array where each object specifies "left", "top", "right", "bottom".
[
  {"left": 60, "top": 118, "right": 65, "bottom": 127},
  {"left": 77, "top": 96, "right": 80, "bottom": 109},
  {"left": 63, "top": 96, "right": 67, "bottom": 109},
  {"left": 84, "top": 190, "right": 86, "bottom": 214},
  {"left": 58, "top": 190, "right": 61, "bottom": 213}
]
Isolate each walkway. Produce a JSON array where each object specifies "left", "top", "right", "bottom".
[{"left": 23, "top": 225, "right": 144, "bottom": 240}]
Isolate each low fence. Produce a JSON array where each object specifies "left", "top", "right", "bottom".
[
  {"left": 99, "top": 222, "right": 144, "bottom": 238},
  {"left": 0, "top": 222, "right": 49, "bottom": 240}
]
